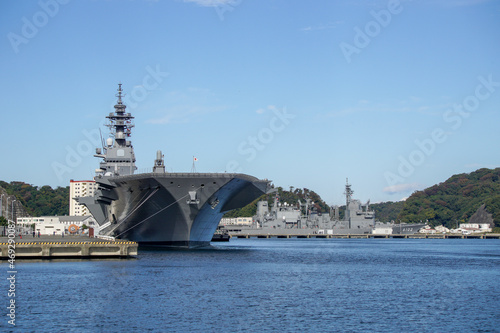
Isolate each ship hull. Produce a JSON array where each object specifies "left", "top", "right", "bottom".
[
  {"left": 391, "top": 223, "right": 426, "bottom": 235},
  {"left": 80, "top": 173, "right": 269, "bottom": 248},
  {"left": 223, "top": 219, "right": 425, "bottom": 236}
]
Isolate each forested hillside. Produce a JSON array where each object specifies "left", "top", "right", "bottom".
[
  {"left": 370, "top": 201, "right": 405, "bottom": 223},
  {"left": 224, "top": 186, "right": 329, "bottom": 218},
  {"left": 397, "top": 168, "right": 500, "bottom": 228},
  {"left": 0, "top": 181, "right": 69, "bottom": 217}
]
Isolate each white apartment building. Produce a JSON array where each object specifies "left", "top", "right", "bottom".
[{"left": 69, "top": 180, "right": 98, "bottom": 216}]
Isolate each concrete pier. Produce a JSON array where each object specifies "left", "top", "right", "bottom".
[
  {"left": 228, "top": 233, "right": 500, "bottom": 240},
  {"left": 0, "top": 236, "right": 138, "bottom": 259}
]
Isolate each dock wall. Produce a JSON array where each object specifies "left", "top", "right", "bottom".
[
  {"left": 0, "top": 240, "right": 138, "bottom": 259},
  {"left": 231, "top": 233, "right": 500, "bottom": 240}
]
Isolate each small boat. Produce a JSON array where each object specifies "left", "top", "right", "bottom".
[{"left": 211, "top": 228, "right": 230, "bottom": 242}]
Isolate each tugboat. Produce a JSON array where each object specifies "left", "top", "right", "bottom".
[{"left": 211, "top": 227, "right": 231, "bottom": 242}]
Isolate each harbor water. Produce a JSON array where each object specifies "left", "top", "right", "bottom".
[{"left": 5, "top": 238, "right": 500, "bottom": 332}]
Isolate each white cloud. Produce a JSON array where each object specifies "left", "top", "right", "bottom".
[
  {"left": 383, "top": 183, "right": 424, "bottom": 194},
  {"left": 255, "top": 105, "right": 278, "bottom": 115}
]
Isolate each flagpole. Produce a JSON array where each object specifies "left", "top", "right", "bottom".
[{"left": 191, "top": 156, "right": 197, "bottom": 173}]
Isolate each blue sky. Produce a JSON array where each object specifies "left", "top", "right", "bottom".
[{"left": 1, "top": 0, "right": 499, "bottom": 206}]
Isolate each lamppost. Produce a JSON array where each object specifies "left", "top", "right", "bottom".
[
  {"left": 0, "top": 194, "right": 4, "bottom": 218},
  {"left": 0, "top": 194, "right": 4, "bottom": 236},
  {"left": 12, "top": 200, "right": 16, "bottom": 224}
]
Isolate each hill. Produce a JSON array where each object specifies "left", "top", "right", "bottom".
[
  {"left": 223, "top": 186, "right": 329, "bottom": 218},
  {"left": 370, "top": 201, "right": 405, "bottom": 223},
  {"left": 397, "top": 168, "right": 500, "bottom": 228},
  {"left": 0, "top": 181, "right": 69, "bottom": 218}
]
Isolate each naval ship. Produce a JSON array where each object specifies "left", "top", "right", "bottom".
[
  {"left": 77, "top": 85, "right": 271, "bottom": 247},
  {"left": 222, "top": 180, "right": 426, "bottom": 235}
]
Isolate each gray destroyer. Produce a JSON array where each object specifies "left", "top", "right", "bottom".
[
  {"left": 78, "top": 85, "right": 271, "bottom": 247},
  {"left": 222, "top": 180, "right": 426, "bottom": 235}
]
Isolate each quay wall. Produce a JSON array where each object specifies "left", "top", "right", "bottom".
[
  {"left": 231, "top": 233, "right": 500, "bottom": 240},
  {"left": 0, "top": 238, "right": 137, "bottom": 259}
]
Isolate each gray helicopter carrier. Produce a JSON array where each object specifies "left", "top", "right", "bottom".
[
  {"left": 222, "top": 180, "right": 425, "bottom": 235},
  {"left": 77, "top": 85, "right": 271, "bottom": 247}
]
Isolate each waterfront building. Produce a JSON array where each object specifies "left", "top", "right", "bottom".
[
  {"left": 420, "top": 225, "right": 450, "bottom": 234},
  {"left": 17, "top": 215, "right": 97, "bottom": 235},
  {"left": 17, "top": 216, "right": 59, "bottom": 227},
  {"left": 69, "top": 180, "right": 98, "bottom": 216},
  {"left": 459, "top": 222, "right": 492, "bottom": 233},
  {"left": 35, "top": 221, "right": 66, "bottom": 236},
  {"left": 60, "top": 215, "right": 97, "bottom": 229},
  {"left": 372, "top": 225, "right": 392, "bottom": 235}
]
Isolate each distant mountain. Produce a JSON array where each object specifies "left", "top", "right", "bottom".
[
  {"left": 0, "top": 181, "right": 69, "bottom": 218},
  {"left": 397, "top": 168, "right": 500, "bottom": 228}
]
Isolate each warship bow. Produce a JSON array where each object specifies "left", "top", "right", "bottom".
[{"left": 78, "top": 84, "right": 271, "bottom": 247}]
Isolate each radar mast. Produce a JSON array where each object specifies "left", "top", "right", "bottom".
[
  {"left": 95, "top": 84, "right": 137, "bottom": 177},
  {"left": 344, "top": 178, "right": 354, "bottom": 228},
  {"left": 106, "top": 83, "right": 135, "bottom": 147}
]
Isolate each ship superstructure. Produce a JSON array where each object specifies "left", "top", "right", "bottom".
[
  {"left": 246, "top": 179, "right": 376, "bottom": 234},
  {"left": 78, "top": 85, "right": 271, "bottom": 247},
  {"left": 223, "top": 180, "right": 425, "bottom": 235},
  {"left": 94, "top": 84, "right": 137, "bottom": 177}
]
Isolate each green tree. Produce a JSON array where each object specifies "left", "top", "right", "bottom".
[
  {"left": 398, "top": 168, "right": 500, "bottom": 227},
  {"left": 0, "top": 181, "right": 70, "bottom": 217},
  {"left": 0, "top": 216, "right": 8, "bottom": 226},
  {"left": 224, "top": 186, "right": 330, "bottom": 218}
]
